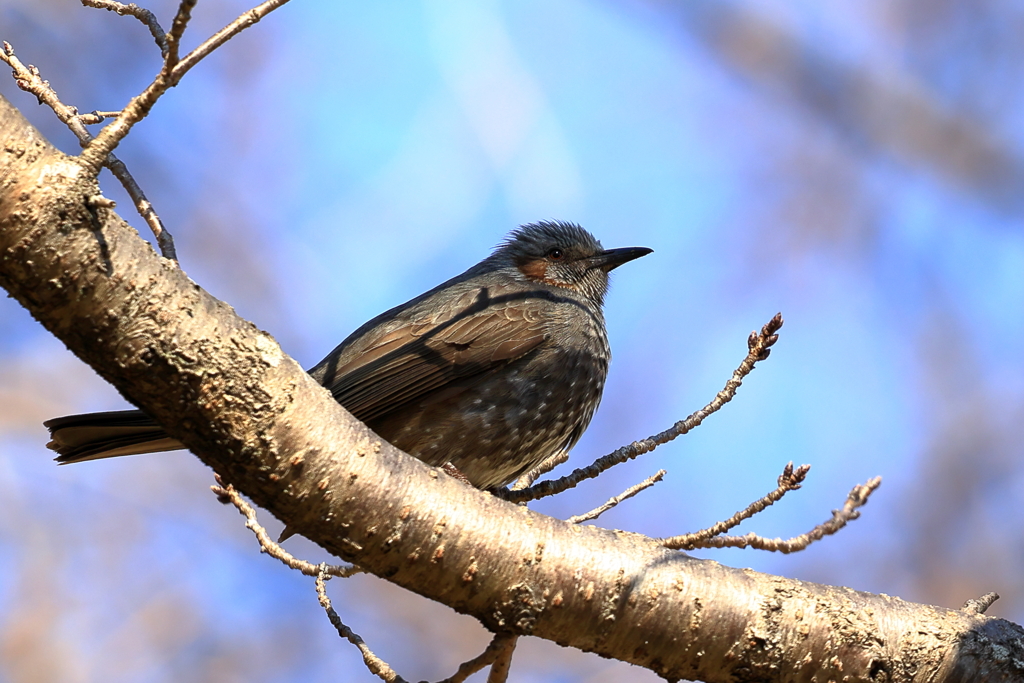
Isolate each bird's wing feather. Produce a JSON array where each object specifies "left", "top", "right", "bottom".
[{"left": 322, "top": 288, "right": 549, "bottom": 423}]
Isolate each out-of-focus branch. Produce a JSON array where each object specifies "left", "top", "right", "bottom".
[
  {"left": 504, "top": 313, "right": 783, "bottom": 503},
  {"left": 648, "top": 0, "right": 1024, "bottom": 213}
]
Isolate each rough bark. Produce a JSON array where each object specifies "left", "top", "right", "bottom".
[{"left": 1, "top": 94, "right": 1021, "bottom": 682}]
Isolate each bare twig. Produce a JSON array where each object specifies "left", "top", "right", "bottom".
[
  {"left": 169, "top": 0, "right": 291, "bottom": 83},
  {"left": 165, "top": 0, "right": 198, "bottom": 68},
  {"left": 316, "top": 567, "right": 408, "bottom": 683},
  {"left": 221, "top": 474, "right": 518, "bottom": 681},
  {"left": 0, "top": 42, "right": 178, "bottom": 260},
  {"left": 510, "top": 450, "right": 569, "bottom": 491},
  {"left": 437, "top": 634, "right": 519, "bottom": 683},
  {"left": 79, "top": 0, "right": 292, "bottom": 173},
  {"left": 107, "top": 169, "right": 177, "bottom": 259},
  {"left": 503, "top": 313, "right": 784, "bottom": 504},
  {"left": 21, "top": 0, "right": 291, "bottom": 254},
  {"left": 568, "top": 469, "right": 666, "bottom": 524},
  {"left": 211, "top": 478, "right": 360, "bottom": 578},
  {"left": 963, "top": 592, "right": 1000, "bottom": 615},
  {"left": 87, "top": 194, "right": 117, "bottom": 209},
  {"left": 484, "top": 635, "right": 518, "bottom": 683},
  {"left": 80, "top": 0, "right": 169, "bottom": 56},
  {"left": 662, "top": 476, "right": 882, "bottom": 552},
  {"left": 661, "top": 462, "right": 809, "bottom": 548},
  {"left": 76, "top": 110, "right": 123, "bottom": 125}
]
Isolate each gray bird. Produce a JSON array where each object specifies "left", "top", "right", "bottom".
[{"left": 45, "top": 221, "right": 651, "bottom": 489}]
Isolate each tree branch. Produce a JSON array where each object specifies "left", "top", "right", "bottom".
[
  {"left": 212, "top": 478, "right": 360, "bottom": 578},
  {"left": 660, "top": 462, "right": 809, "bottom": 550},
  {"left": 439, "top": 634, "right": 518, "bottom": 683},
  {"left": 568, "top": 469, "right": 665, "bottom": 524},
  {"left": 664, "top": 475, "right": 881, "bottom": 552},
  {"left": 510, "top": 449, "right": 568, "bottom": 491},
  {"left": 79, "top": 0, "right": 292, "bottom": 173},
  {"left": 164, "top": 0, "right": 197, "bottom": 68},
  {"left": 81, "top": 0, "right": 170, "bottom": 56},
  {"left": 316, "top": 568, "right": 407, "bottom": 683},
  {"left": 484, "top": 636, "right": 517, "bottom": 683},
  {"left": 169, "top": 0, "right": 291, "bottom": 83},
  {"left": 0, "top": 41, "right": 177, "bottom": 260},
  {"left": 504, "top": 313, "right": 783, "bottom": 503},
  {"left": 2, "top": 95, "right": 1022, "bottom": 682},
  {"left": 962, "top": 592, "right": 1000, "bottom": 616}
]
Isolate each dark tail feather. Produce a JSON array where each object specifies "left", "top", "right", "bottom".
[{"left": 44, "top": 409, "right": 184, "bottom": 463}]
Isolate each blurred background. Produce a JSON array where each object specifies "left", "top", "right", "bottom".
[{"left": 2, "top": 0, "right": 1023, "bottom": 681}]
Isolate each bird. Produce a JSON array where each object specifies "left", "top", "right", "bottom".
[{"left": 44, "top": 221, "right": 652, "bottom": 490}]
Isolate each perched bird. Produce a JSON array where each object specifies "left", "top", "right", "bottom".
[{"left": 45, "top": 221, "right": 651, "bottom": 489}]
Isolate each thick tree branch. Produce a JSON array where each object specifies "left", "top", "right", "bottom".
[{"left": 1, "top": 95, "right": 1021, "bottom": 682}]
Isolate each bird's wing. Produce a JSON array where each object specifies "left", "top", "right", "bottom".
[{"left": 322, "top": 288, "right": 549, "bottom": 423}]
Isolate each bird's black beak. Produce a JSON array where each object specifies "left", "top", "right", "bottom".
[{"left": 588, "top": 246, "right": 653, "bottom": 272}]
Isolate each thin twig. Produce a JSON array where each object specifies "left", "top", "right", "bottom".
[
  {"left": 76, "top": 110, "right": 123, "bottom": 125},
  {"left": 0, "top": 42, "right": 178, "bottom": 261},
  {"left": 165, "top": 0, "right": 198, "bottom": 68},
  {"left": 503, "top": 313, "right": 784, "bottom": 504},
  {"left": 484, "top": 635, "right": 518, "bottom": 683},
  {"left": 108, "top": 168, "right": 177, "bottom": 259},
  {"left": 79, "top": 0, "right": 292, "bottom": 173},
  {"left": 169, "top": 0, "right": 291, "bottom": 83},
  {"left": 661, "top": 462, "right": 809, "bottom": 548},
  {"left": 962, "top": 592, "right": 1000, "bottom": 615},
  {"left": 211, "top": 479, "right": 360, "bottom": 578},
  {"left": 510, "top": 450, "right": 569, "bottom": 491},
  {"left": 568, "top": 469, "right": 666, "bottom": 524},
  {"left": 437, "top": 634, "right": 519, "bottom": 683},
  {"left": 80, "top": 0, "right": 169, "bottom": 56},
  {"left": 87, "top": 195, "right": 117, "bottom": 209},
  {"left": 316, "top": 567, "right": 408, "bottom": 683},
  {"left": 662, "top": 476, "right": 882, "bottom": 552}
]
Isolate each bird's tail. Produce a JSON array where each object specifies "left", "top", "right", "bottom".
[{"left": 44, "top": 409, "right": 183, "bottom": 463}]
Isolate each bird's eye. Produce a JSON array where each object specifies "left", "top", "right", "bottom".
[{"left": 547, "top": 248, "right": 564, "bottom": 260}]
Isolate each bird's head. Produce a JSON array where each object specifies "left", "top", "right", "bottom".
[{"left": 495, "top": 221, "right": 651, "bottom": 305}]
